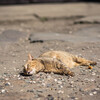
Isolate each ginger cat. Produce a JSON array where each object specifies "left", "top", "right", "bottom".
[{"left": 23, "top": 51, "right": 97, "bottom": 76}]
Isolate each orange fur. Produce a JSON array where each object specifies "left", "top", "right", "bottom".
[{"left": 23, "top": 51, "right": 97, "bottom": 76}]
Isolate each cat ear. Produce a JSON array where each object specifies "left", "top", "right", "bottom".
[{"left": 28, "top": 53, "right": 33, "bottom": 60}]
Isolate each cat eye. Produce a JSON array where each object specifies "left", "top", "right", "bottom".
[{"left": 27, "top": 64, "right": 29, "bottom": 67}]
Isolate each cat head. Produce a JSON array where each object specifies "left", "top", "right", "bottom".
[{"left": 23, "top": 54, "right": 38, "bottom": 75}]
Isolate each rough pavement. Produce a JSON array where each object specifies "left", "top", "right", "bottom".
[
  {"left": 0, "top": 3, "right": 100, "bottom": 100},
  {"left": 29, "top": 26, "right": 100, "bottom": 43}
]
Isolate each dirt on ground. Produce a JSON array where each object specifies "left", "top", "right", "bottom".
[{"left": 0, "top": 3, "right": 100, "bottom": 100}]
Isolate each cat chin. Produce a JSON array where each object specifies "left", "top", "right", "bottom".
[{"left": 29, "top": 68, "right": 36, "bottom": 75}]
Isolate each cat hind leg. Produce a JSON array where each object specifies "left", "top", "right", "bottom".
[{"left": 74, "top": 56, "right": 97, "bottom": 67}]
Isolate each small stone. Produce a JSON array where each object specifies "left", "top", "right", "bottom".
[
  {"left": 67, "top": 95, "right": 70, "bottom": 97},
  {"left": 42, "top": 83, "right": 46, "bottom": 86},
  {"left": 32, "top": 81, "right": 36, "bottom": 84},
  {"left": 30, "top": 77, "right": 34, "bottom": 81},
  {"left": 69, "top": 31, "right": 72, "bottom": 34},
  {"left": 5, "top": 82, "right": 11, "bottom": 86},
  {"left": 71, "top": 97, "right": 78, "bottom": 100},
  {"left": 50, "top": 49, "right": 53, "bottom": 51},
  {"left": 27, "top": 89, "right": 34, "bottom": 93},
  {"left": 54, "top": 79, "right": 57, "bottom": 82},
  {"left": 84, "top": 78, "right": 89, "bottom": 82},
  {"left": 39, "top": 73, "right": 43, "bottom": 76},
  {"left": 25, "top": 80, "right": 30, "bottom": 83},
  {"left": 20, "top": 89, "right": 23, "bottom": 92},
  {"left": 46, "top": 94, "right": 54, "bottom": 100},
  {"left": 46, "top": 84, "right": 51, "bottom": 87},
  {"left": 58, "top": 90, "right": 64, "bottom": 94},
  {"left": 70, "top": 81, "right": 74, "bottom": 84},
  {"left": 23, "top": 60, "right": 26, "bottom": 62},
  {"left": 71, "top": 85, "right": 74, "bottom": 88},
  {"left": 61, "top": 78, "right": 65, "bottom": 82},
  {"left": 79, "top": 88, "right": 84, "bottom": 92},
  {"left": 93, "top": 91, "right": 97, "bottom": 95},
  {"left": 97, "top": 85, "right": 100, "bottom": 88},
  {"left": 4, "top": 73, "right": 8, "bottom": 75},
  {"left": 17, "top": 75, "right": 20, "bottom": 77},
  {"left": 1, "top": 89, "right": 6, "bottom": 93},
  {"left": 0, "top": 78, "right": 4, "bottom": 80},
  {"left": 47, "top": 75, "right": 52, "bottom": 80},
  {"left": 82, "top": 93, "right": 85, "bottom": 96},
  {"left": 95, "top": 88, "right": 99, "bottom": 90},
  {"left": 91, "top": 78, "right": 95, "bottom": 82},
  {"left": 57, "top": 81, "right": 62, "bottom": 84},
  {"left": 16, "top": 68, "right": 19, "bottom": 71},
  {"left": 97, "top": 75, "right": 100, "bottom": 78},
  {"left": 0, "top": 86, "right": 3, "bottom": 90},
  {"left": 13, "top": 75, "right": 17, "bottom": 77},
  {"left": 34, "top": 94, "right": 40, "bottom": 98},
  {"left": 18, "top": 77, "right": 21, "bottom": 80},
  {"left": 60, "top": 85, "right": 63, "bottom": 88},
  {"left": 82, "top": 48, "right": 85, "bottom": 50},
  {"left": 5, "top": 78, "right": 9, "bottom": 81},
  {"left": 92, "top": 72, "right": 96, "bottom": 76},
  {"left": 4, "top": 67, "right": 6, "bottom": 70},
  {"left": 89, "top": 93, "right": 93, "bottom": 96},
  {"left": 37, "top": 90, "right": 43, "bottom": 93},
  {"left": 3, "top": 73, "right": 8, "bottom": 77},
  {"left": 13, "top": 61, "right": 16, "bottom": 63}
]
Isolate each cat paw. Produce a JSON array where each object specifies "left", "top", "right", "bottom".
[
  {"left": 90, "top": 61, "right": 97, "bottom": 66},
  {"left": 88, "top": 66, "right": 93, "bottom": 69},
  {"left": 67, "top": 71, "right": 75, "bottom": 77}
]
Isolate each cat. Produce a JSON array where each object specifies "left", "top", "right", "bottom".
[{"left": 23, "top": 51, "right": 97, "bottom": 76}]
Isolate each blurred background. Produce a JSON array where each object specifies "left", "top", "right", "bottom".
[
  {"left": 0, "top": 0, "right": 99, "bottom": 4},
  {"left": 0, "top": 0, "right": 99, "bottom": 34}
]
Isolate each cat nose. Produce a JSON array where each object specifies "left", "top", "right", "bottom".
[{"left": 27, "top": 72, "right": 30, "bottom": 74}]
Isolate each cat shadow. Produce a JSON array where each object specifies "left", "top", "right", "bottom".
[
  {"left": 19, "top": 71, "right": 74, "bottom": 77},
  {"left": 19, "top": 72, "right": 32, "bottom": 77}
]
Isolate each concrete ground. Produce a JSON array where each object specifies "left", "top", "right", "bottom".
[{"left": 0, "top": 3, "right": 100, "bottom": 100}]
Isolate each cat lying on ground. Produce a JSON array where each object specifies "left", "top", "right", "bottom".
[{"left": 23, "top": 51, "right": 97, "bottom": 76}]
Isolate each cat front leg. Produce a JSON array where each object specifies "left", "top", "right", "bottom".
[
  {"left": 62, "top": 67, "right": 75, "bottom": 76},
  {"left": 56, "top": 63, "right": 75, "bottom": 76}
]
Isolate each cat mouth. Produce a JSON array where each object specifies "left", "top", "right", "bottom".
[
  {"left": 23, "top": 68, "right": 36, "bottom": 76},
  {"left": 26, "top": 72, "right": 33, "bottom": 75},
  {"left": 22, "top": 69, "right": 33, "bottom": 76},
  {"left": 27, "top": 68, "right": 36, "bottom": 75}
]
